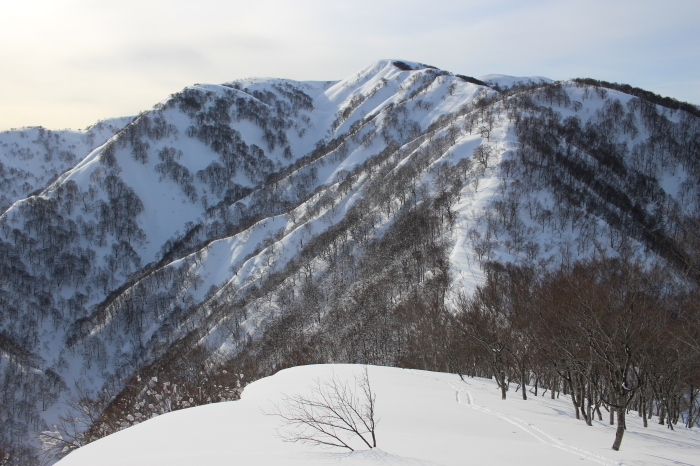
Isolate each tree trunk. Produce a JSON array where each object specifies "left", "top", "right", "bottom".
[
  {"left": 495, "top": 370, "right": 507, "bottom": 400},
  {"left": 573, "top": 398, "right": 581, "bottom": 420},
  {"left": 687, "top": 386, "right": 698, "bottom": 429},
  {"left": 568, "top": 375, "right": 581, "bottom": 420},
  {"left": 533, "top": 375, "right": 538, "bottom": 397},
  {"left": 612, "top": 406, "right": 626, "bottom": 451},
  {"left": 582, "top": 380, "right": 593, "bottom": 426},
  {"left": 585, "top": 394, "right": 593, "bottom": 426}
]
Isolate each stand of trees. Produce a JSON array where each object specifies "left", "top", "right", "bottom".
[{"left": 453, "top": 254, "right": 700, "bottom": 450}]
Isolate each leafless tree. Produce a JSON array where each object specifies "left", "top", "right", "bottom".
[
  {"left": 473, "top": 144, "right": 495, "bottom": 168},
  {"left": 40, "top": 382, "right": 118, "bottom": 461},
  {"left": 271, "top": 367, "right": 378, "bottom": 451}
]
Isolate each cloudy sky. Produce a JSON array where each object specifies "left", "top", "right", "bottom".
[{"left": 1, "top": 0, "right": 698, "bottom": 130}]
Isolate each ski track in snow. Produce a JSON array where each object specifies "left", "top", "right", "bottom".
[{"left": 407, "top": 370, "right": 623, "bottom": 466}]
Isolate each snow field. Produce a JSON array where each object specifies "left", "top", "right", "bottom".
[{"left": 57, "top": 365, "right": 700, "bottom": 465}]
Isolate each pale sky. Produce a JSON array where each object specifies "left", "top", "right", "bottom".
[{"left": 1, "top": 0, "right": 698, "bottom": 130}]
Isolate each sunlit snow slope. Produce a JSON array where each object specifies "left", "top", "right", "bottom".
[{"left": 57, "top": 365, "right": 700, "bottom": 466}]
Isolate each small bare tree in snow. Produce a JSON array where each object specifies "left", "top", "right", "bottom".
[
  {"left": 473, "top": 143, "right": 495, "bottom": 168},
  {"left": 271, "top": 367, "right": 378, "bottom": 451}
]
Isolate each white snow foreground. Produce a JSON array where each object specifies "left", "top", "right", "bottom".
[{"left": 57, "top": 365, "right": 700, "bottom": 466}]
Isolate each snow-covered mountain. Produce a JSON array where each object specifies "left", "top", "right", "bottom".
[
  {"left": 0, "top": 117, "right": 132, "bottom": 213},
  {"left": 1, "top": 59, "right": 699, "bottom": 465}
]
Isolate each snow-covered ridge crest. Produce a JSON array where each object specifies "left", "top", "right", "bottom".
[
  {"left": 56, "top": 365, "right": 700, "bottom": 466},
  {"left": 0, "top": 116, "right": 133, "bottom": 212},
  {"left": 479, "top": 74, "right": 553, "bottom": 89}
]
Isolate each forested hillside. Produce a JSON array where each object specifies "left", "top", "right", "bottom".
[
  {"left": 1, "top": 59, "right": 698, "bottom": 464},
  {"left": 0, "top": 117, "right": 132, "bottom": 214}
]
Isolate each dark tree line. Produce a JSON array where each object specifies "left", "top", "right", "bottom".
[
  {"left": 453, "top": 254, "right": 700, "bottom": 450},
  {"left": 573, "top": 78, "right": 700, "bottom": 118}
]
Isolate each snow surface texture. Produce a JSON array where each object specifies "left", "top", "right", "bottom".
[{"left": 57, "top": 365, "right": 700, "bottom": 466}]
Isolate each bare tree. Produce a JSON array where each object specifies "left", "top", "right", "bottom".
[
  {"left": 40, "top": 382, "right": 118, "bottom": 461},
  {"left": 473, "top": 144, "right": 495, "bottom": 168},
  {"left": 479, "top": 125, "right": 491, "bottom": 141},
  {"left": 271, "top": 368, "right": 378, "bottom": 451}
]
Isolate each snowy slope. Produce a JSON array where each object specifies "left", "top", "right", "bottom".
[
  {"left": 0, "top": 116, "right": 131, "bottom": 212},
  {"left": 56, "top": 364, "right": 700, "bottom": 466}
]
